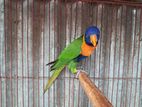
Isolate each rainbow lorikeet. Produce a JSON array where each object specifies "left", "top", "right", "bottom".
[{"left": 44, "top": 26, "right": 100, "bottom": 93}]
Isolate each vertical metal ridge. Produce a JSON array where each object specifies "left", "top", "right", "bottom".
[
  {"left": 32, "top": 1, "right": 34, "bottom": 107},
  {"left": 10, "top": 0, "right": 13, "bottom": 106},
  {"left": 120, "top": 6, "right": 127, "bottom": 107},
  {"left": 115, "top": 6, "right": 122, "bottom": 107},
  {"left": 53, "top": 0, "right": 56, "bottom": 106},
  {"left": 15, "top": 0, "right": 19, "bottom": 107},
  {"left": 21, "top": 1, "right": 24, "bottom": 107},
  {"left": 43, "top": 0, "right": 45, "bottom": 107},
  {"left": 110, "top": 6, "right": 116, "bottom": 103},
  {"left": 0, "top": 0, "right": 4, "bottom": 106},
  {"left": 98, "top": 4, "right": 103, "bottom": 92},
  {"left": 4, "top": 0, "right": 6, "bottom": 107},
  {"left": 38, "top": 1, "right": 40, "bottom": 107},
  {"left": 129, "top": 8, "right": 137, "bottom": 107},
  {"left": 48, "top": 2, "right": 51, "bottom": 107},
  {"left": 27, "top": 0, "right": 29, "bottom": 107},
  {"left": 138, "top": 9, "right": 142, "bottom": 107},
  {"left": 125, "top": 7, "right": 133, "bottom": 107},
  {"left": 133, "top": 9, "right": 141, "bottom": 107}
]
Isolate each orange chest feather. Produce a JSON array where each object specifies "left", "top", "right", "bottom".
[{"left": 81, "top": 42, "right": 95, "bottom": 56}]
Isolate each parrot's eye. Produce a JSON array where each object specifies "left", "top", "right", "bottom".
[{"left": 90, "top": 35, "right": 97, "bottom": 47}]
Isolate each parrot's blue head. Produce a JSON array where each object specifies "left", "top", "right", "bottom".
[{"left": 85, "top": 26, "right": 100, "bottom": 47}]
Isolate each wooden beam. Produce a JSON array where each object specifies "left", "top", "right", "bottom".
[{"left": 78, "top": 71, "right": 113, "bottom": 107}]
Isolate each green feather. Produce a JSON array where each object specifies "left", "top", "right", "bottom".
[
  {"left": 44, "top": 65, "right": 65, "bottom": 94},
  {"left": 51, "top": 36, "right": 83, "bottom": 70}
]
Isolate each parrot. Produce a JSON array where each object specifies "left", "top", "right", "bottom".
[{"left": 44, "top": 26, "right": 100, "bottom": 93}]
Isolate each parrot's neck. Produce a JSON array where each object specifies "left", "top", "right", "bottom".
[{"left": 80, "top": 36, "right": 96, "bottom": 56}]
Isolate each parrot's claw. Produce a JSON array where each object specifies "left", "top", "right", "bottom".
[
  {"left": 76, "top": 70, "right": 87, "bottom": 78},
  {"left": 77, "top": 66, "right": 84, "bottom": 70},
  {"left": 76, "top": 70, "right": 81, "bottom": 78}
]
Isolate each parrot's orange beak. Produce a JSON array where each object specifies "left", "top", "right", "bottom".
[{"left": 90, "top": 35, "right": 97, "bottom": 47}]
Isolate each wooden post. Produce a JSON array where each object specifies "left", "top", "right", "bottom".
[{"left": 78, "top": 71, "right": 113, "bottom": 107}]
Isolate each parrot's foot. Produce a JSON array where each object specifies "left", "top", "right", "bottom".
[
  {"left": 76, "top": 70, "right": 87, "bottom": 78},
  {"left": 77, "top": 66, "right": 84, "bottom": 70}
]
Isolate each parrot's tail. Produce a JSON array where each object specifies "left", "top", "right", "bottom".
[
  {"left": 44, "top": 65, "right": 65, "bottom": 94},
  {"left": 46, "top": 60, "right": 57, "bottom": 66}
]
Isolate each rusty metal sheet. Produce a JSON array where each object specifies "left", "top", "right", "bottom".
[{"left": 0, "top": 0, "right": 142, "bottom": 107}]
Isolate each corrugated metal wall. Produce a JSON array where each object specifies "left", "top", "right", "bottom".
[{"left": 0, "top": 0, "right": 142, "bottom": 107}]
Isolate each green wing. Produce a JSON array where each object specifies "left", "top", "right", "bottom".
[
  {"left": 44, "top": 36, "right": 82, "bottom": 93},
  {"left": 51, "top": 36, "right": 83, "bottom": 70}
]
